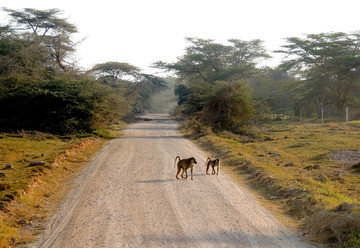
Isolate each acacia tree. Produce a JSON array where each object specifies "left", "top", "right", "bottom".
[
  {"left": 277, "top": 32, "right": 360, "bottom": 113},
  {"left": 155, "top": 37, "right": 269, "bottom": 83},
  {"left": 2, "top": 8, "right": 78, "bottom": 73},
  {"left": 89, "top": 61, "right": 167, "bottom": 114},
  {"left": 89, "top": 62, "right": 140, "bottom": 86},
  {"left": 154, "top": 38, "right": 268, "bottom": 131}
]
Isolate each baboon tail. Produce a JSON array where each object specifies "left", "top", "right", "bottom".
[
  {"left": 205, "top": 157, "right": 211, "bottom": 167},
  {"left": 174, "top": 156, "right": 180, "bottom": 168}
]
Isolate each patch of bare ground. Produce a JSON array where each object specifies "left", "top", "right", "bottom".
[{"left": 328, "top": 150, "right": 360, "bottom": 164}]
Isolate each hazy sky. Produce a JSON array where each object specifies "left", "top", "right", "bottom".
[{"left": 1, "top": 0, "right": 360, "bottom": 74}]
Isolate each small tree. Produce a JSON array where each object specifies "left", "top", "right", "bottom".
[{"left": 201, "top": 81, "right": 254, "bottom": 130}]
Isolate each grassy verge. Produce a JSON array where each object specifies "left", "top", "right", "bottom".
[
  {"left": 0, "top": 131, "right": 115, "bottom": 247},
  {"left": 182, "top": 119, "right": 360, "bottom": 247}
]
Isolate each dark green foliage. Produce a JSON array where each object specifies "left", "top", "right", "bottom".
[
  {"left": 156, "top": 37, "right": 266, "bottom": 132},
  {"left": 0, "top": 75, "right": 130, "bottom": 134},
  {"left": 174, "top": 80, "right": 254, "bottom": 131},
  {"left": 200, "top": 81, "right": 254, "bottom": 130},
  {"left": 174, "top": 84, "right": 191, "bottom": 105}
]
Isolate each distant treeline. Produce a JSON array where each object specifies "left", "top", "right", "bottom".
[
  {"left": 1, "top": 8, "right": 360, "bottom": 135},
  {"left": 154, "top": 34, "right": 360, "bottom": 132},
  {"left": 0, "top": 8, "right": 166, "bottom": 134}
]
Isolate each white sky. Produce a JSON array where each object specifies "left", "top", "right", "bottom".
[{"left": 1, "top": 0, "right": 360, "bottom": 74}]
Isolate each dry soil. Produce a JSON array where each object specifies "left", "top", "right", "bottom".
[{"left": 32, "top": 114, "right": 312, "bottom": 248}]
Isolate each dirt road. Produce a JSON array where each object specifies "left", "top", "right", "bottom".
[{"left": 33, "top": 114, "right": 311, "bottom": 248}]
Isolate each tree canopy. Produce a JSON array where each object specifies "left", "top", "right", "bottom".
[
  {"left": 155, "top": 37, "right": 269, "bottom": 83},
  {"left": 277, "top": 32, "right": 360, "bottom": 112},
  {"left": 2, "top": 8, "right": 78, "bottom": 73},
  {"left": 154, "top": 37, "right": 269, "bottom": 131},
  {"left": 0, "top": 8, "right": 168, "bottom": 134}
]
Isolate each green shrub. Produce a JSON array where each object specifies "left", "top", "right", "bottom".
[
  {"left": 92, "top": 128, "right": 111, "bottom": 139},
  {"left": 0, "top": 75, "right": 130, "bottom": 134}
]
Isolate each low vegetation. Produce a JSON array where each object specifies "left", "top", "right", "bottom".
[
  {"left": 0, "top": 131, "right": 110, "bottom": 247},
  {"left": 182, "top": 120, "right": 360, "bottom": 247}
]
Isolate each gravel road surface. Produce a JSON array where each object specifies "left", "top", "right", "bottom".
[{"left": 32, "top": 114, "right": 311, "bottom": 248}]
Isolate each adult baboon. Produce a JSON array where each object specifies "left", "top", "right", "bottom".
[
  {"left": 205, "top": 157, "right": 220, "bottom": 175},
  {"left": 174, "top": 156, "right": 197, "bottom": 180}
]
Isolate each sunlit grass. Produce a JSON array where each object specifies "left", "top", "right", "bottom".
[
  {"left": 236, "top": 122, "right": 360, "bottom": 208},
  {"left": 0, "top": 132, "right": 106, "bottom": 247},
  {"left": 349, "top": 120, "right": 360, "bottom": 128},
  {"left": 183, "top": 120, "right": 360, "bottom": 246}
]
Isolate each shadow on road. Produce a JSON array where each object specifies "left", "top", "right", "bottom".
[
  {"left": 120, "top": 135, "right": 183, "bottom": 139},
  {"left": 123, "top": 126, "right": 177, "bottom": 131},
  {"left": 136, "top": 174, "right": 207, "bottom": 184},
  {"left": 136, "top": 179, "right": 176, "bottom": 183}
]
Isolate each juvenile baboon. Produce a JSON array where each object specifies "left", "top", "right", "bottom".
[
  {"left": 174, "top": 156, "right": 197, "bottom": 180},
  {"left": 205, "top": 157, "right": 220, "bottom": 175}
]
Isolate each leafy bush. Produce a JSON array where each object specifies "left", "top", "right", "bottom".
[
  {"left": 0, "top": 75, "right": 130, "bottom": 134},
  {"left": 175, "top": 81, "right": 254, "bottom": 132},
  {"left": 92, "top": 128, "right": 111, "bottom": 139},
  {"left": 201, "top": 81, "right": 254, "bottom": 131}
]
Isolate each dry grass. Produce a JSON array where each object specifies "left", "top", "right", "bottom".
[
  {"left": 182, "top": 120, "right": 360, "bottom": 247},
  {"left": 0, "top": 131, "right": 107, "bottom": 247}
]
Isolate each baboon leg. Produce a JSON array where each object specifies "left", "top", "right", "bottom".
[
  {"left": 212, "top": 165, "right": 216, "bottom": 174},
  {"left": 206, "top": 163, "right": 210, "bottom": 174},
  {"left": 176, "top": 167, "right": 182, "bottom": 179},
  {"left": 191, "top": 167, "right": 194, "bottom": 180},
  {"left": 184, "top": 169, "right": 188, "bottom": 179}
]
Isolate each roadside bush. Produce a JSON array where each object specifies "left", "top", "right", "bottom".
[
  {"left": 176, "top": 81, "right": 254, "bottom": 132},
  {"left": 201, "top": 81, "right": 254, "bottom": 131},
  {"left": 305, "top": 210, "right": 360, "bottom": 247},
  {"left": 0, "top": 75, "right": 130, "bottom": 134},
  {"left": 92, "top": 128, "right": 112, "bottom": 139}
]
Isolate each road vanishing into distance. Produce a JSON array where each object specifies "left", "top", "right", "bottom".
[{"left": 32, "top": 114, "right": 311, "bottom": 248}]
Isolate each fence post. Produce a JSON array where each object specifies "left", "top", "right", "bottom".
[
  {"left": 346, "top": 107, "right": 349, "bottom": 124},
  {"left": 322, "top": 108, "right": 324, "bottom": 123}
]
